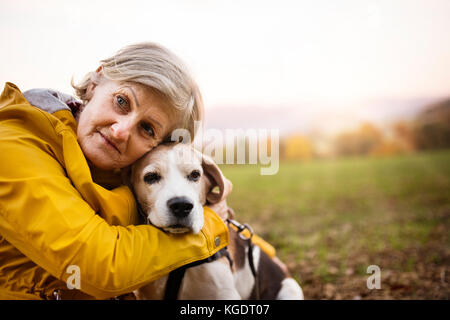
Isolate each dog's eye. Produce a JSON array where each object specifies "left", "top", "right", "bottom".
[
  {"left": 144, "top": 172, "right": 161, "bottom": 184},
  {"left": 187, "top": 170, "right": 201, "bottom": 182}
]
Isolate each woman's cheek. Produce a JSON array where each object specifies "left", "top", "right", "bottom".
[{"left": 132, "top": 140, "right": 156, "bottom": 161}]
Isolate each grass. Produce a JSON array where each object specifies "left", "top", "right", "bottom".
[{"left": 219, "top": 150, "right": 450, "bottom": 299}]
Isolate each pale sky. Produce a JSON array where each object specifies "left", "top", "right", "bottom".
[{"left": 1, "top": 0, "right": 449, "bottom": 115}]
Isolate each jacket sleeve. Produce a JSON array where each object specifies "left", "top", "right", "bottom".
[{"left": 0, "top": 113, "right": 228, "bottom": 299}]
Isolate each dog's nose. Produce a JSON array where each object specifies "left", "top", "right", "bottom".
[{"left": 167, "top": 197, "right": 194, "bottom": 218}]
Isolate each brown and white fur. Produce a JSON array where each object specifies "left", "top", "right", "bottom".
[{"left": 128, "top": 143, "right": 304, "bottom": 300}]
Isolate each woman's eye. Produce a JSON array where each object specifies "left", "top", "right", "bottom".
[
  {"left": 116, "top": 95, "right": 128, "bottom": 109},
  {"left": 187, "top": 170, "right": 201, "bottom": 182},
  {"left": 144, "top": 172, "right": 161, "bottom": 184},
  {"left": 141, "top": 123, "right": 155, "bottom": 137}
]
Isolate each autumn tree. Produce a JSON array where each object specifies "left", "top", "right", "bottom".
[
  {"left": 283, "top": 134, "right": 314, "bottom": 160},
  {"left": 334, "top": 122, "right": 383, "bottom": 156},
  {"left": 413, "top": 99, "right": 450, "bottom": 150}
]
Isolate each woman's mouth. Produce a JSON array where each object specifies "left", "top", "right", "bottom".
[{"left": 98, "top": 131, "right": 121, "bottom": 154}]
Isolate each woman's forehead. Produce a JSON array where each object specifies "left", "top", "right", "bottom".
[
  {"left": 121, "top": 82, "right": 180, "bottom": 126},
  {"left": 97, "top": 79, "right": 184, "bottom": 137},
  {"left": 116, "top": 81, "right": 163, "bottom": 104}
]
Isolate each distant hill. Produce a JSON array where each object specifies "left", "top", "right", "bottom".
[
  {"left": 204, "top": 97, "right": 443, "bottom": 137},
  {"left": 416, "top": 98, "right": 450, "bottom": 125}
]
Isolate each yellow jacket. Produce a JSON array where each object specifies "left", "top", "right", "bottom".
[{"left": 0, "top": 82, "right": 229, "bottom": 300}]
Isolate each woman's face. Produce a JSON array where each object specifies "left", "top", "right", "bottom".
[{"left": 77, "top": 79, "right": 176, "bottom": 170}]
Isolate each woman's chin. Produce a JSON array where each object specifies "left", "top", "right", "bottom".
[{"left": 83, "top": 148, "right": 122, "bottom": 170}]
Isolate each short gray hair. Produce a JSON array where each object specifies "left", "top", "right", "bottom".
[{"left": 72, "top": 42, "right": 203, "bottom": 140}]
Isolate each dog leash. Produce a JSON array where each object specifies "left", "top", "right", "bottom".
[{"left": 226, "top": 218, "right": 260, "bottom": 300}]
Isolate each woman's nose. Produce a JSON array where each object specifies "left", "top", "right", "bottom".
[{"left": 110, "top": 119, "right": 132, "bottom": 141}]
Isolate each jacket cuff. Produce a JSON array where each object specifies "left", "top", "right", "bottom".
[{"left": 201, "top": 206, "right": 229, "bottom": 255}]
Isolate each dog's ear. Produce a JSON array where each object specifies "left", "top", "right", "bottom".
[{"left": 201, "top": 153, "right": 233, "bottom": 205}]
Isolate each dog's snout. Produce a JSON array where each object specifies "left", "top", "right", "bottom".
[{"left": 167, "top": 197, "right": 193, "bottom": 218}]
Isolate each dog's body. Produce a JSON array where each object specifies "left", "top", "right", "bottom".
[{"left": 129, "top": 143, "right": 304, "bottom": 300}]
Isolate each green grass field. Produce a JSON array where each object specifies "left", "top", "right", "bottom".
[{"left": 220, "top": 150, "right": 450, "bottom": 299}]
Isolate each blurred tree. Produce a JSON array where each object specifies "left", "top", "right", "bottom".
[
  {"left": 392, "top": 121, "right": 416, "bottom": 152},
  {"left": 370, "top": 140, "right": 409, "bottom": 156},
  {"left": 359, "top": 122, "right": 383, "bottom": 153},
  {"left": 283, "top": 134, "right": 314, "bottom": 160},
  {"left": 413, "top": 99, "right": 450, "bottom": 150},
  {"left": 334, "top": 122, "right": 383, "bottom": 156}
]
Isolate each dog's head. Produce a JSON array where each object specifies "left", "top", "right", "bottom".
[{"left": 129, "top": 143, "right": 231, "bottom": 234}]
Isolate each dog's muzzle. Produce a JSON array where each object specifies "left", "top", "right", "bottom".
[
  {"left": 163, "top": 196, "right": 195, "bottom": 233},
  {"left": 167, "top": 196, "right": 193, "bottom": 218}
]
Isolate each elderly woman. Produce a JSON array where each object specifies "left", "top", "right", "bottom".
[{"left": 0, "top": 43, "right": 229, "bottom": 299}]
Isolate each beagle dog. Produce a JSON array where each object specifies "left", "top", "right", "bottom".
[{"left": 129, "top": 143, "right": 304, "bottom": 300}]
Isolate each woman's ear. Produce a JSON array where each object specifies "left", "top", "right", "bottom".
[
  {"left": 85, "top": 67, "right": 103, "bottom": 100},
  {"left": 85, "top": 82, "right": 96, "bottom": 100}
]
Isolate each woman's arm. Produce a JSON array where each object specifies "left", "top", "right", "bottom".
[{"left": 0, "top": 102, "right": 228, "bottom": 299}]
